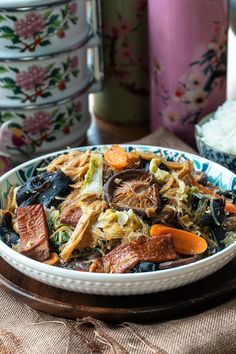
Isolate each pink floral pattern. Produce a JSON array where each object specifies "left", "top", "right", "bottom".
[
  {"left": 15, "top": 65, "right": 47, "bottom": 91},
  {"left": 69, "top": 2, "right": 77, "bottom": 16},
  {"left": 0, "top": 100, "right": 83, "bottom": 155},
  {"left": 0, "top": 56, "right": 79, "bottom": 103},
  {"left": 0, "top": 3, "right": 78, "bottom": 52},
  {"left": 103, "top": 0, "right": 148, "bottom": 96},
  {"left": 154, "top": 21, "right": 227, "bottom": 126},
  {"left": 14, "top": 12, "right": 44, "bottom": 39},
  {"left": 22, "top": 112, "right": 52, "bottom": 134}
]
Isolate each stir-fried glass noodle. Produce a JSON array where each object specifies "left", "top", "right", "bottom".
[{"left": 1, "top": 145, "right": 236, "bottom": 273}]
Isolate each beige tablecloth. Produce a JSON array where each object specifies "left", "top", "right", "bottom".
[{"left": 1, "top": 127, "right": 236, "bottom": 354}]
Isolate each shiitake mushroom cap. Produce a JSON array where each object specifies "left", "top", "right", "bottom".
[{"left": 104, "top": 169, "right": 160, "bottom": 217}]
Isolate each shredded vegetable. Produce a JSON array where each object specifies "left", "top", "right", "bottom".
[{"left": 1, "top": 145, "right": 236, "bottom": 273}]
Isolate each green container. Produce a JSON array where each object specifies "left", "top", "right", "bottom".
[{"left": 93, "top": 0, "right": 149, "bottom": 125}]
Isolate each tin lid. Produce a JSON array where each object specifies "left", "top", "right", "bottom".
[{"left": 0, "top": 0, "right": 70, "bottom": 10}]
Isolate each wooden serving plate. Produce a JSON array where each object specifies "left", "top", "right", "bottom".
[{"left": 1, "top": 257, "right": 236, "bottom": 323}]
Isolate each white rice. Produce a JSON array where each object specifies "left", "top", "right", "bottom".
[{"left": 199, "top": 101, "right": 236, "bottom": 154}]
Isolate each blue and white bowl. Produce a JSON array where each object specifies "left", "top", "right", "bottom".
[
  {"left": 0, "top": 145, "right": 236, "bottom": 296},
  {"left": 195, "top": 114, "right": 236, "bottom": 173}
]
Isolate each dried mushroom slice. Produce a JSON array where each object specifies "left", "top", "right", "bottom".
[
  {"left": 104, "top": 169, "right": 160, "bottom": 217},
  {"left": 16, "top": 171, "right": 72, "bottom": 208}
]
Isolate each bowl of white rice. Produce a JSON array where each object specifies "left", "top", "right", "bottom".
[{"left": 195, "top": 101, "right": 236, "bottom": 172}]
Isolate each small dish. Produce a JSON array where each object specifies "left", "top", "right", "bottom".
[
  {"left": 195, "top": 113, "right": 236, "bottom": 173},
  {"left": 0, "top": 145, "right": 236, "bottom": 296}
]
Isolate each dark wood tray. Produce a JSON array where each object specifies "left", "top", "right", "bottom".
[{"left": 1, "top": 257, "right": 236, "bottom": 324}]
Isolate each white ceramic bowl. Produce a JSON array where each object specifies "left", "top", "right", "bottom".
[
  {"left": 0, "top": 0, "right": 90, "bottom": 58},
  {"left": 195, "top": 113, "right": 236, "bottom": 173},
  {"left": 0, "top": 145, "right": 236, "bottom": 296}
]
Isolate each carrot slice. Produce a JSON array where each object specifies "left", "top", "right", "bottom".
[
  {"left": 194, "top": 182, "right": 236, "bottom": 214},
  {"left": 225, "top": 201, "right": 236, "bottom": 214},
  {"left": 43, "top": 252, "right": 60, "bottom": 265},
  {"left": 150, "top": 224, "right": 208, "bottom": 255},
  {"left": 193, "top": 181, "right": 219, "bottom": 197},
  {"left": 104, "top": 145, "right": 128, "bottom": 170}
]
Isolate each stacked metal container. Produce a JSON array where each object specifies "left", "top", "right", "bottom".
[{"left": 0, "top": 0, "right": 103, "bottom": 165}]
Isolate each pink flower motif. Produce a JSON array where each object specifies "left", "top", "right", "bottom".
[
  {"left": 74, "top": 101, "right": 82, "bottom": 113},
  {"left": 208, "top": 40, "right": 219, "bottom": 52},
  {"left": 16, "top": 65, "right": 47, "bottom": 91},
  {"left": 14, "top": 12, "right": 44, "bottom": 39},
  {"left": 186, "top": 89, "right": 208, "bottom": 109},
  {"left": 118, "top": 18, "right": 133, "bottom": 36},
  {"left": 23, "top": 111, "right": 52, "bottom": 134},
  {"left": 219, "top": 27, "right": 228, "bottom": 44},
  {"left": 69, "top": 2, "right": 77, "bottom": 16},
  {"left": 217, "top": 40, "right": 227, "bottom": 57},
  {"left": 154, "top": 60, "right": 164, "bottom": 76},
  {"left": 162, "top": 107, "right": 180, "bottom": 124},
  {"left": 210, "top": 57, "right": 218, "bottom": 67},
  {"left": 70, "top": 56, "right": 79, "bottom": 69},
  {"left": 209, "top": 39, "right": 226, "bottom": 59},
  {"left": 186, "top": 71, "right": 205, "bottom": 90}
]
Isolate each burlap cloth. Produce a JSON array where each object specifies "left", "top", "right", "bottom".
[{"left": 1, "top": 127, "right": 236, "bottom": 354}]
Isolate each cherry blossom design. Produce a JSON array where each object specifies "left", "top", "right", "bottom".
[
  {"left": 69, "top": 2, "right": 77, "bottom": 16},
  {"left": 14, "top": 12, "right": 44, "bottom": 39},
  {"left": 16, "top": 65, "right": 47, "bottom": 91},
  {"left": 103, "top": 0, "right": 148, "bottom": 96},
  {"left": 155, "top": 21, "right": 227, "bottom": 126},
  {"left": 0, "top": 3, "right": 78, "bottom": 52},
  {"left": 0, "top": 55, "right": 80, "bottom": 103},
  {"left": 186, "top": 71, "right": 205, "bottom": 91},
  {"left": 185, "top": 89, "right": 208, "bottom": 110},
  {"left": 70, "top": 56, "right": 79, "bottom": 70},
  {"left": 0, "top": 100, "right": 83, "bottom": 155},
  {"left": 22, "top": 111, "right": 52, "bottom": 134},
  {"left": 163, "top": 107, "right": 180, "bottom": 124}
]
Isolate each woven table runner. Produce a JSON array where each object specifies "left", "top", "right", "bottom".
[{"left": 0, "top": 128, "right": 236, "bottom": 354}]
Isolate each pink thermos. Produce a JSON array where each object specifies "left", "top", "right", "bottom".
[{"left": 148, "top": 0, "right": 228, "bottom": 146}]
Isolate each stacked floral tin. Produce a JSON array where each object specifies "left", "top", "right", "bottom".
[{"left": 0, "top": 0, "right": 102, "bottom": 171}]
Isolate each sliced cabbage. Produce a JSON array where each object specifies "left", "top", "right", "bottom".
[
  {"left": 80, "top": 152, "right": 103, "bottom": 196},
  {"left": 49, "top": 226, "right": 73, "bottom": 253},
  {"left": 149, "top": 158, "right": 169, "bottom": 184},
  {"left": 45, "top": 207, "right": 63, "bottom": 234},
  {"left": 224, "top": 231, "right": 236, "bottom": 247},
  {"left": 93, "top": 208, "right": 149, "bottom": 242}
]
